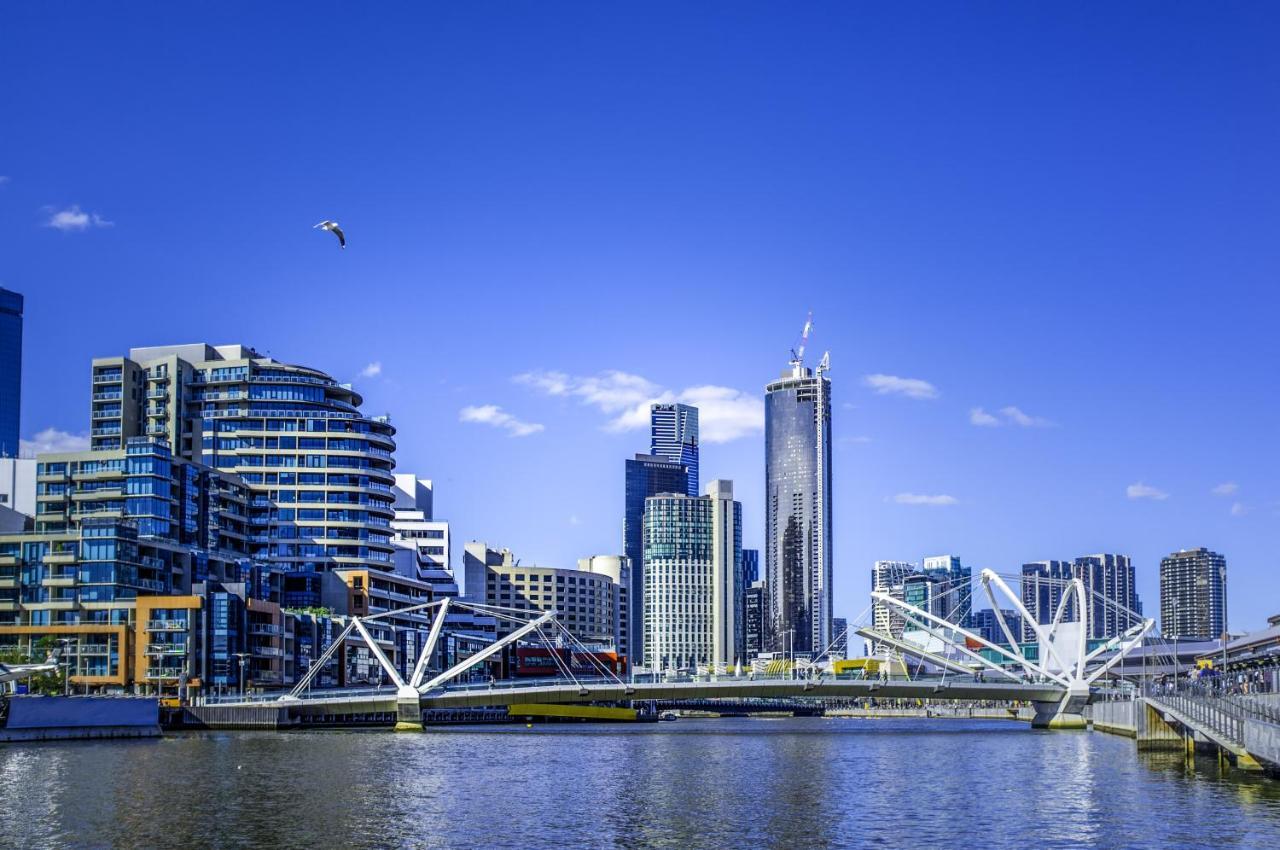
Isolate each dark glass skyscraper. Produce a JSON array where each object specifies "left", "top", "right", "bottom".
[
  {"left": 623, "top": 453, "right": 689, "bottom": 660},
  {"left": 0, "top": 287, "right": 22, "bottom": 458},
  {"left": 764, "top": 356, "right": 832, "bottom": 656},
  {"left": 649, "top": 403, "right": 698, "bottom": 496},
  {"left": 742, "top": 548, "right": 760, "bottom": 584}
]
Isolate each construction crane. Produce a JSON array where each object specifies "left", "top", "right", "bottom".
[{"left": 789, "top": 312, "right": 814, "bottom": 369}]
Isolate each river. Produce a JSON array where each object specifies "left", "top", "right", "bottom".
[{"left": 2, "top": 717, "right": 1279, "bottom": 848}]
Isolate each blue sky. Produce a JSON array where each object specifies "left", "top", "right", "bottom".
[{"left": 2, "top": 4, "right": 1277, "bottom": 629}]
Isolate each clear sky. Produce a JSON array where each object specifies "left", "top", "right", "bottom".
[{"left": 2, "top": 5, "right": 1277, "bottom": 630}]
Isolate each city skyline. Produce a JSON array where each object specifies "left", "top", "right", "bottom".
[{"left": 3, "top": 5, "right": 1278, "bottom": 632}]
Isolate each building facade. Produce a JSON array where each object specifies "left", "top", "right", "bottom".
[
  {"left": 642, "top": 480, "right": 743, "bottom": 671},
  {"left": 622, "top": 452, "right": 689, "bottom": 660},
  {"left": 1161, "top": 548, "right": 1227, "bottom": 641},
  {"left": 871, "top": 560, "right": 914, "bottom": 649},
  {"left": 1021, "top": 555, "right": 1142, "bottom": 641},
  {"left": 764, "top": 356, "right": 832, "bottom": 656},
  {"left": 971, "top": 608, "right": 1024, "bottom": 646},
  {"left": 922, "top": 554, "right": 971, "bottom": 627},
  {"left": 0, "top": 287, "right": 21, "bottom": 459},
  {"left": 649, "top": 403, "right": 698, "bottom": 496},
  {"left": 744, "top": 580, "right": 765, "bottom": 660}
]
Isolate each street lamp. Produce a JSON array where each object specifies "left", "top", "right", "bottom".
[{"left": 234, "top": 652, "right": 250, "bottom": 696}]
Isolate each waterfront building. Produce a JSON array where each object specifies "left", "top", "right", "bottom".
[
  {"left": 87, "top": 344, "right": 397, "bottom": 577},
  {"left": 744, "top": 580, "right": 765, "bottom": 660},
  {"left": 622, "top": 452, "right": 689, "bottom": 661},
  {"left": 0, "top": 287, "right": 21, "bottom": 459},
  {"left": 922, "top": 554, "right": 972, "bottom": 627},
  {"left": 464, "top": 542, "right": 628, "bottom": 656},
  {"left": 649, "top": 403, "right": 698, "bottom": 496},
  {"left": 390, "top": 474, "right": 451, "bottom": 589},
  {"left": 1161, "top": 548, "right": 1227, "bottom": 641},
  {"left": 1020, "top": 560, "right": 1075, "bottom": 642},
  {"left": 642, "top": 480, "right": 743, "bottom": 671},
  {"left": 764, "top": 351, "right": 832, "bottom": 656}
]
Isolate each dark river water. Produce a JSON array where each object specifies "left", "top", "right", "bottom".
[{"left": 2, "top": 717, "right": 1279, "bottom": 849}]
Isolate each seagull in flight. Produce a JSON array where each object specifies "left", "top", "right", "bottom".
[{"left": 313, "top": 220, "right": 346, "bottom": 249}]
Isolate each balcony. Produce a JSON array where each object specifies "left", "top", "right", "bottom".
[
  {"left": 91, "top": 427, "right": 122, "bottom": 437},
  {"left": 147, "top": 619, "right": 188, "bottom": 631},
  {"left": 146, "top": 389, "right": 168, "bottom": 400},
  {"left": 0, "top": 554, "right": 20, "bottom": 566},
  {"left": 252, "top": 646, "right": 285, "bottom": 658},
  {"left": 43, "top": 551, "right": 78, "bottom": 565},
  {"left": 92, "top": 374, "right": 123, "bottom": 384},
  {"left": 72, "top": 487, "right": 122, "bottom": 500},
  {"left": 250, "top": 624, "right": 282, "bottom": 636},
  {"left": 41, "top": 576, "right": 77, "bottom": 588},
  {"left": 145, "top": 406, "right": 167, "bottom": 417},
  {"left": 144, "top": 668, "right": 183, "bottom": 680},
  {"left": 146, "top": 643, "right": 188, "bottom": 656},
  {"left": 0, "top": 576, "right": 18, "bottom": 589},
  {"left": 0, "top": 601, "right": 18, "bottom": 612},
  {"left": 146, "top": 424, "right": 168, "bottom": 436},
  {"left": 92, "top": 391, "right": 123, "bottom": 401}
]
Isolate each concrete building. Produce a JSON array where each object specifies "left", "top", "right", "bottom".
[
  {"left": 0, "top": 287, "right": 21, "bottom": 459},
  {"left": 764, "top": 352, "right": 832, "bottom": 656},
  {"left": 649, "top": 402, "right": 698, "bottom": 496},
  {"left": 744, "top": 580, "right": 765, "bottom": 660},
  {"left": 642, "top": 480, "right": 743, "bottom": 671},
  {"left": 1020, "top": 560, "right": 1075, "bottom": 642},
  {"left": 1161, "top": 547, "right": 1227, "bottom": 641},
  {"left": 390, "top": 474, "right": 451, "bottom": 589},
  {"left": 87, "top": 344, "right": 397, "bottom": 579},
  {"left": 622, "top": 452, "right": 689, "bottom": 660},
  {"left": 971, "top": 608, "right": 1024, "bottom": 646},
  {"left": 871, "top": 560, "right": 914, "bottom": 649},
  {"left": 464, "top": 542, "right": 628, "bottom": 655},
  {"left": 922, "top": 554, "right": 972, "bottom": 627}
]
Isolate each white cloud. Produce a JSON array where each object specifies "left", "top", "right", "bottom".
[
  {"left": 458, "top": 405, "right": 544, "bottom": 437},
  {"left": 45, "top": 205, "right": 113, "bottom": 231},
  {"left": 1211, "top": 482, "right": 1238, "bottom": 496},
  {"left": 1126, "top": 482, "right": 1169, "bottom": 501},
  {"left": 970, "top": 407, "right": 1000, "bottom": 427},
  {"left": 863, "top": 374, "right": 938, "bottom": 400},
  {"left": 0, "top": 176, "right": 10, "bottom": 186},
  {"left": 999, "top": 406, "right": 1051, "bottom": 427},
  {"left": 893, "top": 492, "right": 958, "bottom": 506},
  {"left": 1230, "top": 502, "right": 1248, "bottom": 517},
  {"left": 515, "top": 369, "right": 763, "bottom": 444},
  {"left": 20, "top": 428, "right": 90, "bottom": 457},
  {"left": 359, "top": 361, "right": 382, "bottom": 378}
]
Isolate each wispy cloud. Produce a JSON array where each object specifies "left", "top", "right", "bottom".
[
  {"left": 0, "top": 176, "right": 10, "bottom": 186},
  {"left": 20, "top": 427, "right": 90, "bottom": 457},
  {"left": 863, "top": 374, "right": 938, "bottom": 400},
  {"left": 1230, "top": 502, "right": 1249, "bottom": 517},
  {"left": 970, "top": 407, "right": 1000, "bottom": 427},
  {"left": 459, "top": 405, "right": 544, "bottom": 437},
  {"left": 1126, "top": 482, "right": 1169, "bottom": 501},
  {"left": 893, "top": 492, "right": 958, "bottom": 506},
  {"left": 1211, "top": 482, "right": 1238, "bottom": 496},
  {"left": 971, "top": 406, "right": 1052, "bottom": 427},
  {"left": 44, "top": 205, "right": 113, "bottom": 231},
  {"left": 514, "top": 369, "right": 763, "bottom": 443},
  {"left": 839, "top": 435, "right": 872, "bottom": 445},
  {"left": 359, "top": 361, "right": 382, "bottom": 378}
]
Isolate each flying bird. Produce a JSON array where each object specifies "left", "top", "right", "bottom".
[{"left": 313, "top": 220, "right": 346, "bottom": 248}]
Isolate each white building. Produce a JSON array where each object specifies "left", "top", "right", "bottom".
[
  {"left": 0, "top": 457, "right": 36, "bottom": 530},
  {"left": 871, "top": 560, "right": 914, "bottom": 653},
  {"left": 642, "top": 480, "right": 743, "bottom": 672},
  {"left": 390, "top": 474, "right": 452, "bottom": 590}
]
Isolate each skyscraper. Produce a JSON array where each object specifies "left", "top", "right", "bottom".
[
  {"left": 742, "top": 548, "right": 760, "bottom": 584},
  {"left": 1021, "top": 555, "right": 1142, "bottom": 641},
  {"left": 922, "top": 554, "right": 972, "bottom": 627},
  {"left": 764, "top": 350, "right": 832, "bottom": 656},
  {"left": 642, "top": 480, "right": 743, "bottom": 670},
  {"left": 1020, "top": 560, "right": 1075, "bottom": 642},
  {"left": 623, "top": 453, "right": 689, "bottom": 661},
  {"left": 872, "top": 560, "right": 914, "bottom": 647},
  {"left": 0, "top": 287, "right": 22, "bottom": 458},
  {"left": 650, "top": 402, "right": 698, "bottom": 496},
  {"left": 1161, "top": 548, "right": 1227, "bottom": 641}
]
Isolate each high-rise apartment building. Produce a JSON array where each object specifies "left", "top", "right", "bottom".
[
  {"left": 642, "top": 480, "right": 743, "bottom": 671},
  {"left": 971, "top": 608, "right": 1024, "bottom": 646},
  {"left": 764, "top": 352, "right": 832, "bottom": 656},
  {"left": 831, "top": 617, "right": 849, "bottom": 659},
  {"left": 871, "top": 560, "right": 914, "bottom": 649},
  {"left": 744, "top": 580, "right": 765, "bottom": 660},
  {"left": 1020, "top": 555, "right": 1142, "bottom": 641},
  {"left": 87, "top": 344, "right": 397, "bottom": 580},
  {"left": 1161, "top": 548, "right": 1227, "bottom": 641},
  {"left": 922, "top": 554, "right": 972, "bottom": 627},
  {"left": 0, "top": 287, "right": 22, "bottom": 458},
  {"left": 649, "top": 403, "right": 698, "bottom": 496},
  {"left": 623, "top": 452, "right": 689, "bottom": 660}
]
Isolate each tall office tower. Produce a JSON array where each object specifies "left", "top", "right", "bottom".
[
  {"left": 623, "top": 453, "right": 690, "bottom": 661},
  {"left": 831, "top": 617, "right": 849, "bottom": 659},
  {"left": 642, "top": 480, "right": 743, "bottom": 671},
  {"left": 0, "top": 287, "right": 22, "bottom": 458},
  {"left": 650, "top": 403, "right": 699, "bottom": 496},
  {"left": 742, "top": 548, "right": 760, "bottom": 584},
  {"left": 1161, "top": 548, "right": 1227, "bottom": 641},
  {"left": 1020, "top": 560, "right": 1075, "bottom": 642},
  {"left": 764, "top": 348, "right": 832, "bottom": 656},
  {"left": 871, "top": 560, "right": 914, "bottom": 649},
  {"left": 87, "top": 345, "right": 397, "bottom": 582},
  {"left": 1074, "top": 554, "right": 1142, "bottom": 639},
  {"left": 744, "top": 580, "right": 765, "bottom": 659},
  {"left": 922, "top": 554, "right": 972, "bottom": 627}
]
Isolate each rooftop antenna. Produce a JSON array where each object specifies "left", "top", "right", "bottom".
[{"left": 789, "top": 311, "right": 814, "bottom": 370}]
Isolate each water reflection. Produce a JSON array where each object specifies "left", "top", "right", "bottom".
[{"left": 0, "top": 719, "right": 1278, "bottom": 849}]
